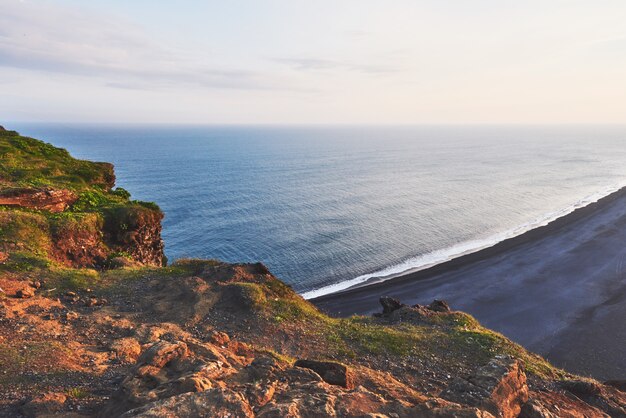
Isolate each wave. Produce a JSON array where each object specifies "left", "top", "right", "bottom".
[{"left": 301, "top": 182, "right": 626, "bottom": 300}]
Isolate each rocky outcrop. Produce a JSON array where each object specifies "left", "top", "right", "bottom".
[
  {"left": 294, "top": 359, "right": 354, "bottom": 389},
  {"left": 120, "top": 388, "right": 255, "bottom": 418},
  {"left": 0, "top": 187, "right": 77, "bottom": 212},
  {"left": 441, "top": 356, "right": 529, "bottom": 418},
  {"left": 379, "top": 296, "right": 405, "bottom": 314},
  {"left": 103, "top": 206, "right": 165, "bottom": 267}
]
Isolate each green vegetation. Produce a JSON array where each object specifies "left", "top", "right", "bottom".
[
  {"left": 0, "top": 130, "right": 164, "bottom": 272},
  {"left": 0, "top": 129, "right": 114, "bottom": 190},
  {"left": 66, "top": 387, "right": 90, "bottom": 399}
]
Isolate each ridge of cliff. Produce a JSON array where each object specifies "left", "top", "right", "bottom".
[
  {"left": 0, "top": 128, "right": 624, "bottom": 418},
  {"left": 0, "top": 128, "right": 165, "bottom": 269}
]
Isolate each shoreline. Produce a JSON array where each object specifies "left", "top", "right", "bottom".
[
  {"left": 311, "top": 185, "right": 626, "bottom": 305},
  {"left": 311, "top": 184, "right": 626, "bottom": 379}
]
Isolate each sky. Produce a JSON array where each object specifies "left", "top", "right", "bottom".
[{"left": 1, "top": 0, "right": 626, "bottom": 124}]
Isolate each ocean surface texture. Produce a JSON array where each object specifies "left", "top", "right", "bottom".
[{"left": 13, "top": 124, "right": 626, "bottom": 297}]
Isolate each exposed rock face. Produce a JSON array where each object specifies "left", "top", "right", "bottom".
[
  {"left": 559, "top": 379, "right": 626, "bottom": 417},
  {"left": 379, "top": 296, "right": 405, "bottom": 314},
  {"left": 103, "top": 206, "right": 166, "bottom": 267},
  {"left": 428, "top": 299, "right": 451, "bottom": 312},
  {"left": 520, "top": 391, "right": 611, "bottom": 418},
  {"left": 0, "top": 187, "right": 77, "bottom": 212},
  {"left": 441, "top": 356, "right": 529, "bottom": 418},
  {"left": 294, "top": 359, "right": 354, "bottom": 389},
  {"left": 120, "top": 388, "right": 255, "bottom": 418},
  {"left": 50, "top": 212, "right": 109, "bottom": 268}
]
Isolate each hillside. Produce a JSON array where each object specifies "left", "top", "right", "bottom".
[{"left": 0, "top": 127, "right": 624, "bottom": 417}]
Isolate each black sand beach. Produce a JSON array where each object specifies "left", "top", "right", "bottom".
[{"left": 312, "top": 187, "right": 626, "bottom": 380}]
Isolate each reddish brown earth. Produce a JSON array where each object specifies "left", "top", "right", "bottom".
[
  {"left": 0, "top": 188, "right": 78, "bottom": 213},
  {"left": 1, "top": 264, "right": 625, "bottom": 417}
]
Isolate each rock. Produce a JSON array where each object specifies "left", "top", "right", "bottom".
[
  {"left": 605, "top": 380, "right": 626, "bottom": 392},
  {"left": 209, "top": 331, "right": 230, "bottom": 346},
  {"left": 520, "top": 391, "right": 610, "bottom": 418},
  {"left": 137, "top": 340, "right": 189, "bottom": 368},
  {"left": 16, "top": 287, "right": 35, "bottom": 298},
  {"left": 441, "top": 356, "right": 528, "bottom": 418},
  {"left": 560, "top": 379, "right": 602, "bottom": 396},
  {"left": 294, "top": 359, "right": 354, "bottom": 389},
  {"left": 246, "top": 380, "right": 277, "bottom": 407},
  {"left": 519, "top": 399, "right": 557, "bottom": 418},
  {"left": 379, "top": 296, "right": 404, "bottom": 314},
  {"left": 110, "top": 337, "right": 142, "bottom": 363},
  {"left": 119, "top": 388, "right": 254, "bottom": 418},
  {"left": 21, "top": 392, "right": 67, "bottom": 417},
  {"left": 560, "top": 379, "right": 626, "bottom": 417},
  {"left": 63, "top": 311, "right": 79, "bottom": 321},
  {"left": 0, "top": 187, "right": 78, "bottom": 213},
  {"left": 427, "top": 299, "right": 451, "bottom": 312}
]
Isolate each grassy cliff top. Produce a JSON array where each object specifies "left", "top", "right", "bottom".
[
  {"left": 0, "top": 128, "right": 115, "bottom": 191},
  {"left": 0, "top": 129, "right": 165, "bottom": 276}
]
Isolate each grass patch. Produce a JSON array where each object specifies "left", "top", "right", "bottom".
[{"left": 66, "top": 387, "right": 89, "bottom": 399}]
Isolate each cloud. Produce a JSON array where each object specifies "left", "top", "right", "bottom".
[
  {"left": 272, "top": 57, "right": 397, "bottom": 75},
  {"left": 0, "top": 0, "right": 274, "bottom": 90}
]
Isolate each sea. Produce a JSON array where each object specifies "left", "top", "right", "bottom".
[{"left": 11, "top": 124, "right": 626, "bottom": 298}]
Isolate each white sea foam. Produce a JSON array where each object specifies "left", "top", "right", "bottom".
[{"left": 301, "top": 182, "right": 626, "bottom": 300}]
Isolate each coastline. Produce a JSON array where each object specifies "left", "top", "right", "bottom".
[
  {"left": 311, "top": 184, "right": 626, "bottom": 304},
  {"left": 311, "top": 184, "right": 626, "bottom": 379}
]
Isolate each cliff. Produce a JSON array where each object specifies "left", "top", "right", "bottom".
[
  {"left": 0, "top": 129, "right": 624, "bottom": 418},
  {"left": 0, "top": 128, "right": 165, "bottom": 269}
]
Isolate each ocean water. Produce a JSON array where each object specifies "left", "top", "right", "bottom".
[{"left": 11, "top": 124, "right": 626, "bottom": 298}]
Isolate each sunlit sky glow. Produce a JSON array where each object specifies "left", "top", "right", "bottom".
[{"left": 2, "top": 0, "right": 626, "bottom": 124}]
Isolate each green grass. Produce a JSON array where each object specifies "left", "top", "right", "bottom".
[
  {"left": 0, "top": 130, "right": 114, "bottom": 190},
  {"left": 0, "top": 130, "right": 164, "bottom": 275},
  {"left": 66, "top": 387, "right": 90, "bottom": 399}
]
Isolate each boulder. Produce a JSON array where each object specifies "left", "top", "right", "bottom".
[
  {"left": 427, "top": 299, "right": 451, "bottom": 312},
  {"left": 379, "top": 296, "right": 404, "bottom": 314},
  {"left": 110, "top": 337, "right": 142, "bottom": 363},
  {"left": 441, "top": 356, "right": 528, "bottom": 418},
  {"left": 560, "top": 379, "right": 602, "bottom": 397},
  {"left": 16, "top": 286, "right": 35, "bottom": 299},
  {"left": 294, "top": 359, "right": 354, "bottom": 389}
]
